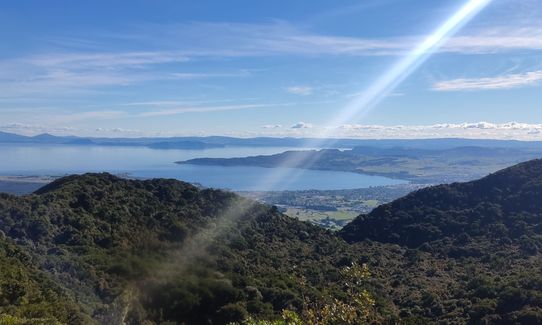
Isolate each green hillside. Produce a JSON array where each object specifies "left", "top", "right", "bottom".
[
  {"left": 340, "top": 159, "right": 542, "bottom": 324},
  {"left": 0, "top": 174, "right": 375, "bottom": 324},
  {"left": 1, "top": 160, "right": 542, "bottom": 324}
]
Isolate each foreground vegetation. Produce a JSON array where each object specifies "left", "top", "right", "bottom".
[
  {"left": 0, "top": 159, "right": 541, "bottom": 323},
  {"left": 341, "top": 159, "right": 542, "bottom": 323},
  {"left": 0, "top": 173, "right": 379, "bottom": 324}
]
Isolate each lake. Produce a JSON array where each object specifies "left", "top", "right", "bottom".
[{"left": 0, "top": 144, "right": 407, "bottom": 191}]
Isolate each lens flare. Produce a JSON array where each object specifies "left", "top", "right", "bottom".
[
  {"left": 323, "top": 0, "right": 493, "bottom": 137},
  {"left": 168, "top": 0, "right": 494, "bottom": 272},
  {"left": 255, "top": 0, "right": 494, "bottom": 191}
]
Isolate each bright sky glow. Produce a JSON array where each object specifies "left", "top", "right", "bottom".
[
  {"left": 254, "top": 0, "right": 495, "bottom": 191},
  {"left": 1, "top": 0, "right": 541, "bottom": 139},
  {"left": 164, "top": 0, "right": 500, "bottom": 262},
  {"left": 324, "top": 0, "right": 494, "bottom": 135}
]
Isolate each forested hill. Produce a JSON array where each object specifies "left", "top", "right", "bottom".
[
  {"left": 0, "top": 173, "right": 364, "bottom": 324},
  {"left": 340, "top": 158, "right": 542, "bottom": 249},
  {"left": 338, "top": 159, "right": 542, "bottom": 324},
  {"left": 1, "top": 164, "right": 542, "bottom": 324}
]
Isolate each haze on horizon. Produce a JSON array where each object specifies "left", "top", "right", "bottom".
[{"left": 1, "top": 0, "right": 542, "bottom": 140}]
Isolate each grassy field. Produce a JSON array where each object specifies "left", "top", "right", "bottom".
[{"left": 283, "top": 207, "right": 359, "bottom": 229}]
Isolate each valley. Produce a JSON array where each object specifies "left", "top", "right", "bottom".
[{"left": 241, "top": 183, "right": 426, "bottom": 229}]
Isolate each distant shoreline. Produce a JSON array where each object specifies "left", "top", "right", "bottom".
[
  {"left": 0, "top": 175, "right": 57, "bottom": 183},
  {"left": 0, "top": 176, "right": 53, "bottom": 195}
]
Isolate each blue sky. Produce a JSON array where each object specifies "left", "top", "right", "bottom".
[{"left": 1, "top": 0, "right": 542, "bottom": 139}]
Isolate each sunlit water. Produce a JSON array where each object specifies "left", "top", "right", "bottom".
[{"left": 0, "top": 144, "right": 406, "bottom": 191}]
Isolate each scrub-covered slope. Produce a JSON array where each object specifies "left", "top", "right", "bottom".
[{"left": 0, "top": 174, "right": 364, "bottom": 324}]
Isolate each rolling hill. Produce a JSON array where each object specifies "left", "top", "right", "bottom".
[
  {"left": 340, "top": 159, "right": 542, "bottom": 324},
  {"left": 0, "top": 173, "right": 365, "bottom": 324},
  {"left": 0, "top": 160, "right": 542, "bottom": 323},
  {"left": 340, "top": 159, "right": 542, "bottom": 249}
]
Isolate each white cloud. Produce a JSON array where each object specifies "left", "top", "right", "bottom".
[
  {"left": 346, "top": 91, "right": 404, "bottom": 98},
  {"left": 287, "top": 86, "right": 313, "bottom": 96},
  {"left": 3, "top": 22, "right": 542, "bottom": 98},
  {"left": 0, "top": 123, "right": 145, "bottom": 137},
  {"left": 255, "top": 121, "right": 542, "bottom": 140},
  {"left": 1, "top": 101, "right": 291, "bottom": 128},
  {"left": 6, "top": 110, "right": 128, "bottom": 128},
  {"left": 27, "top": 51, "right": 190, "bottom": 69},
  {"left": 291, "top": 122, "right": 313, "bottom": 129},
  {"left": 431, "top": 121, "right": 542, "bottom": 130},
  {"left": 95, "top": 127, "right": 141, "bottom": 134},
  {"left": 5, "top": 121, "right": 542, "bottom": 140},
  {"left": 179, "top": 22, "right": 542, "bottom": 57},
  {"left": 340, "top": 121, "right": 542, "bottom": 139},
  {"left": 170, "top": 71, "right": 251, "bottom": 80},
  {"left": 139, "top": 103, "right": 280, "bottom": 117},
  {"left": 261, "top": 124, "right": 282, "bottom": 129},
  {"left": 51, "top": 110, "right": 127, "bottom": 123},
  {"left": 442, "top": 26, "right": 542, "bottom": 54},
  {"left": 0, "top": 48, "right": 250, "bottom": 97},
  {"left": 118, "top": 98, "right": 249, "bottom": 107},
  {"left": 0, "top": 123, "right": 76, "bottom": 136},
  {"left": 143, "top": 22, "right": 542, "bottom": 57},
  {"left": 433, "top": 70, "right": 542, "bottom": 91}
]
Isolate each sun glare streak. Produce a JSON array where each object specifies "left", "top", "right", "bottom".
[
  {"left": 322, "top": 0, "right": 493, "bottom": 137},
  {"left": 168, "top": 0, "right": 494, "bottom": 273},
  {"left": 252, "top": 0, "right": 494, "bottom": 191}
]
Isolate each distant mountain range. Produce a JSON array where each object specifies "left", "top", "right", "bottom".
[
  {"left": 3, "top": 130, "right": 542, "bottom": 150},
  {"left": 0, "top": 161, "right": 541, "bottom": 323},
  {"left": 0, "top": 131, "right": 226, "bottom": 149}
]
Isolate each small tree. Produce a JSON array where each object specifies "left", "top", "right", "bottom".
[
  {"left": 301, "top": 262, "right": 375, "bottom": 324},
  {"left": 232, "top": 262, "right": 376, "bottom": 325}
]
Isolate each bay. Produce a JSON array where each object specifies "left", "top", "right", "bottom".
[{"left": 0, "top": 144, "right": 406, "bottom": 191}]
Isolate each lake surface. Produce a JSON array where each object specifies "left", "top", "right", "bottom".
[{"left": 0, "top": 144, "right": 407, "bottom": 191}]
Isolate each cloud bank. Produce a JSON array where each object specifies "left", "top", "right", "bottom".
[
  {"left": 3, "top": 22, "right": 542, "bottom": 97},
  {"left": 259, "top": 122, "right": 542, "bottom": 140},
  {"left": 434, "top": 70, "right": 542, "bottom": 91},
  {"left": 4, "top": 121, "right": 542, "bottom": 140},
  {"left": 290, "top": 122, "right": 313, "bottom": 129}
]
